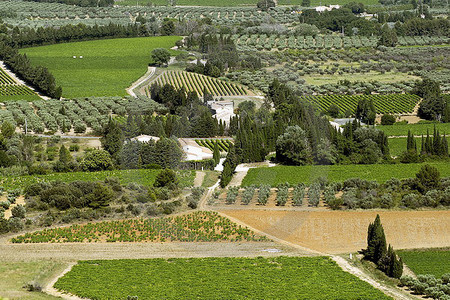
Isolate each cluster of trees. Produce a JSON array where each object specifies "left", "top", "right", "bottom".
[
  {"left": 186, "top": 60, "right": 222, "bottom": 78},
  {"left": 0, "top": 42, "right": 61, "bottom": 98},
  {"left": 362, "top": 215, "right": 403, "bottom": 279},
  {"left": 339, "top": 165, "right": 450, "bottom": 210},
  {"left": 184, "top": 34, "right": 239, "bottom": 73},
  {"left": 401, "top": 128, "right": 448, "bottom": 163},
  {"left": 415, "top": 79, "right": 449, "bottom": 122},
  {"left": 22, "top": 0, "right": 114, "bottom": 7}
]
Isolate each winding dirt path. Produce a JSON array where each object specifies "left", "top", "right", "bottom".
[{"left": 43, "top": 262, "right": 84, "bottom": 300}]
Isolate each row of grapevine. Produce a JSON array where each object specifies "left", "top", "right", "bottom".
[
  {"left": 11, "top": 211, "right": 267, "bottom": 243},
  {"left": 300, "top": 94, "right": 420, "bottom": 114},
  {"left": 195, "top": 139, "right": 233, "bottom": 152},
  {"left": 0, "top": 68, "right": 38, "bottom": 98},
  {"left": 148, "top": 71, "right": 250, "bottom": 97}
]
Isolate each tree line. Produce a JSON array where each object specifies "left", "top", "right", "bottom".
[{"left": 0, "top": 41, "right": 61, "bottom": 99}]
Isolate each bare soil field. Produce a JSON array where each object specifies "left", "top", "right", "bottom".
[
  {"left": 0, "top": 240, "right": 311, "bottom": 261},
  {"left": 219, "top": 210, "right": 450, "bottom": 254}
]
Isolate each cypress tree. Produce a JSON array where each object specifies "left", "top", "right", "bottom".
[
  {"left": 213, "top": 141, "right": 220, "bottom": 166},
  {"left": 441, "top": 133, "right": 448, "bottom": 157},
  {"left": 364, "top": 214, "right": 387, "bottom": 264},
  {"left": 392, "top": 254, "right": 403, "bottom": 279},
  {"left": 425, "top": 130, "right": 432, "bottom": 154},
  {"left": 420, "top": 135, "right": 425, "bottom": 155},
  {"left": 433, "top": 127, "right": 441, "bottom": 155}
]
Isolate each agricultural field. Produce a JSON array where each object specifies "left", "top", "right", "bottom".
[
  {"left": 233, "top": 34, "right": 449, "bottom": 52},
  {"left": 195, "top": 139, "right": 233, "bottom": 152},
  {"left": 20, "top": 37, "right": 181, "bottom": 97},
  {"left": 377, "top": 122, "right": 450, "bottom": 137},
  {"left": 241, "top": 162, "right": 450, "bottom": 186},
  {"left": 302, "top": 94, "right": 420, "bottom": 114},
  {"left": 397, "top": 249, "right": 450, "bottom": 278},
  {"left": 220, "top": 210, "right": 450, "bottom": 253},
  {"left": 1, "top": 96, "right": 165, "bottom": 134},
  {"left": 387, "top": 137, "right": 423, "bottom": 157},
  {"left": 0, "top": 67, "right": 40, "bottom": 101},
  {"left": 147, "top": 71, "right": 251, "bottom": 97},
  {"left": 54, "top": 256, "right": 390, "bottom": 299},
  {"left": 0, "top": 169, "right": 195, "bottom": 191},
  {"left": 11, "top": 211, "right": 267, "bottom": 243}
]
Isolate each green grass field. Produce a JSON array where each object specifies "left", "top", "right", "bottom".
[
  {"left": 55, "top": 257, "right": 391, "bottom": 299},
  {"left": 241, "top": 162, "right": 450, "bottom": 186},
  {"left": 398, "top": 249, "right": 450, "bottom": 278},
  {"left": 0, "top": 259, "right": 63, "bottom": 300},
  {"left": 0, "top": 169, "right": 195, "bottom": 191},
  {"left": 376, "top": 123, "right": 450, "bottom": 137},
  {"left": 20, "top": 37, "right": 181, "bottom": 98},
  {"left": 387, "top": 137, "right": 424, "bottom": 157}
]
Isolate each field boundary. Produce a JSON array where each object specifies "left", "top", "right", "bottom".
[{"left": 43, "top": 262, "right": 84, "bottom": 300}]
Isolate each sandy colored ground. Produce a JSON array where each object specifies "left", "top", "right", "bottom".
[
  {"left": 219, "top": 210, "right": 450, "bottom": 254},
  {"left": 0, "top": 240, "right": 311, "bottom": 261}
]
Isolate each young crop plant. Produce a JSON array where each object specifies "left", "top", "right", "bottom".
[
  {"left": 11, "top": 211, "right": 267, "bottom": 243},
  {"left": 225, "top": 186, "right": 239, "bottom": 204},
  {"left": 275, "top": 183, "right": 289, "bottom": 206},
  {"left": 292, "top": 183, "right": 305, "bottom": 206},
  {"left": 257, "top": 184, "right": 271, "bottom": 205},
  {"left": 241, "top": 185, "right": 255, "bottom": 205},
  {"left": 308, "top": 183, "right": 321, "bottom": 207}
]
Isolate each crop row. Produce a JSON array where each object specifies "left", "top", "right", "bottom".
[
  {"left": 149, "top": 71, "right": 248, "bottom": 97},
  {"left": 300, "top": 93, "right": 421, "bottom": 114},
  {"left": 0, "top": 68, "right": 37, "bottom": 98},
  {"left": 11, "top": 211, "right": 267, "bottom": 243},
  {"left": 1, "top": 96, "right": 165, "bottom": 134},
  {"left": 231, "top": 34, "right": 449, "bottom": 51},
  {"left": 195, "top": 139, "right": 232, "bottom": 152},
  {"left": 3, "top": 1, "right": 299, "bottom": 27},
  {"left": 222, "top": 184, "right": 321, "bottom": 207}
]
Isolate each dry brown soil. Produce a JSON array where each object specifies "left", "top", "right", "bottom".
[{"left": 219, "top": 210, "right": 450, "bottom": 254}]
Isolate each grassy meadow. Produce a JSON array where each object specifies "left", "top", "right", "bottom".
[
  {"left": 55, "top": 257, "right": 391, "bottom": 299},
  {"left": 398, "top": 249, "right": 450, "bottom": 278},
  {"left": 241, "top": 162, "right": 450, "bottom": 186},
  {"left": 0, "top": 259, "right": 64, "bottom": 300},
  {"left": 376, "top": 123, "right": 450, "bottom": 137},
  {"left": 20, "top": 37, "right": 181, "bottom": 98}
]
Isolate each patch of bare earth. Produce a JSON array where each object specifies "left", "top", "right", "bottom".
[{"left": 218, "top": 210, "right": 450, "bottom": 254}]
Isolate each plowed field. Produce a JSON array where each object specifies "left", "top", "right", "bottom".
[{"left": 219, "top": 210, "right": 450, "bottom": 254}]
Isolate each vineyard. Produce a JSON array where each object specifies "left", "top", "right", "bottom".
[
  {"left": 300, "top": 94, "right": 420, "bottom": 114},
  {"left": 398, "top": 249, "right": 450, "bottom": 278},
  {"left": 195, "top": 139, "right": 233, "bottom": 152},
  {"left": 231, "top": 34, "right": 449, "bottom": 51},
  {"left": 0, "top": 67, "right": 39, "bottom": 101},
  {"left": 53, "top": 256, "right": 391, "bottom": 299},
  {"left": 0, "top": 96, "right": 165, "bottom": 134},
  {"left": 11, "top": 211, "right": 267, "bottom": 243},
  {"left": 241, "top": 162, "right": 450, "bottom": 186},
  {"left": 147, "top": 71, "right": 251, "bottom": 97}
]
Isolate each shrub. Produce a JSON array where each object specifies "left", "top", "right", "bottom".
[
  {"left": 8, "top": 217, "right": 24, "bottom": 232},
  {"left": 153, "top": 169, "right": 178, "bottom": 190},
  {"left": 81, "top": 150, "right": 113, "bottom": 172},
  {"left": 11, "top": 205, "right": 26, "bottom": 219},
  {"left": 381, "top": 114, "right": 396, "bottom": 125}
]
